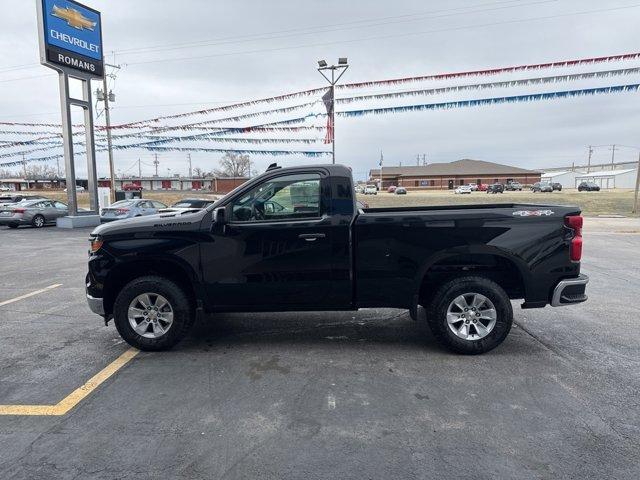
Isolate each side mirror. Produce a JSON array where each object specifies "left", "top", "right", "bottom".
[{"left": 213, "top": 207, "right": 227, "bottom": 225}]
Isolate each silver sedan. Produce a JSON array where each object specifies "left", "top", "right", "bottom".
[
  {"left": 0, "top": 199, "right": 68, "bottom": 228},
  {"left": 100, "top": 199, "right": 167, "bottom": 222}
]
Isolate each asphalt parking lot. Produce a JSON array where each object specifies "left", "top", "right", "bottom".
[{"left": 0, "top": 222, "right": 638, "bottom": 479}]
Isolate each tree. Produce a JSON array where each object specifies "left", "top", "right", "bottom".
[
  {"left": 192, "top": 167, "right": 204, "bottom": 178},
  {"left": 24, "top": 164, "right": 58, "bottom": 179},
  {"left": 215, "top": 152, "right": 251, "bottom": 177}
]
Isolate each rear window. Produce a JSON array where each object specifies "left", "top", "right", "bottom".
[{"left": 111, "top": 200, "right": 134, "bottom": 207}]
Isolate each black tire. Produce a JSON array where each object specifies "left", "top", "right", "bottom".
[
  {"left": 425, "top": 276, "right": 513, "bottom": 354},
  {"left": 32, "top": 214, "right": 45, "bottom": 228},
  {"left": 113, "top": 275, "right": 194, "bottom": 351}
]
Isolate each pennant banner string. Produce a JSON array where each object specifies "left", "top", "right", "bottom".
[
  {"left": 338, "top": 52, "right": 640, "bottom": 90},
  {"left": 337, "top": 84, "right": 640, "bottom": 118},
  {"left": 337, "top": 67, "right": 640, "bottom": 104}
]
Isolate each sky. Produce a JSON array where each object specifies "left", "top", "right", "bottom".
[{"left": 1, "top": 0, "right": 640, "bottom": 180}]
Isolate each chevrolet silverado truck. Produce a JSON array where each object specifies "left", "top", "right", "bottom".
[{"left": 86, "top": 164, "right": 588, "bottom": 354}]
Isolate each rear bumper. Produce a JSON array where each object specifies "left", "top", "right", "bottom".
[
  {"left": 551, "top": 274, "right": 589, "bottom": 307},
  {"left": 0, "top": 217, "right": 28, "bottom": 225}
]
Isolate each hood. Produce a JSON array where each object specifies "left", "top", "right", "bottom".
[{"left": 92, "top": 209, "right": 209, "bottom": 236}]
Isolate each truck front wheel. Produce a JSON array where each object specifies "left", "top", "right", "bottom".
[
  {"left": 113, "top": 275, "right": 194, "bottom": 351},
  {"left": 425, "top": 276, "right": 513, "bottom": 354}
]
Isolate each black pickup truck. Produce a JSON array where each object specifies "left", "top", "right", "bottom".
[{"left": 86, "top": 164, "right": 588, "bottom": 354}]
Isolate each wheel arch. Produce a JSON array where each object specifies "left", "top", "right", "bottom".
[
  {"left": 413, "top": 246, "right": 531, "bottom": 308},
  {"left": 103, "top": 256, "right": 199, "bottom": 316}
]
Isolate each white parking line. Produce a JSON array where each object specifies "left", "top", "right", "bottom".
[{"left": 0, "top": 284, "right": 63, "bottom": 307}]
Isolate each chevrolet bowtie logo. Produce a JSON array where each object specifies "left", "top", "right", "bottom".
[{"left": 51, "top": 4, "right": 96, "bottom": 31}]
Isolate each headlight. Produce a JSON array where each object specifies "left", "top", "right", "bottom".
[{"left": 89, "top": 235, "right": 104, "bottom": 254}]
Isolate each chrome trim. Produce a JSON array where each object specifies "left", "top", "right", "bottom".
[
  {"left": 86, "top": 293, "right": 105, "bottom": 316},
  {"left": 551, "top": 274, "right": 589, "bottom": 307}
]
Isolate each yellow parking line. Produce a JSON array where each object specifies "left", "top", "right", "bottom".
[
  {"left": 0, "top": 347, "right": 139, "bottom": 416},
  {"left": 0, "top": 284, "right": 63, "bottom": 307}
]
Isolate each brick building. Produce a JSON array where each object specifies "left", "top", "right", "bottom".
[
  {"left": 97, "top": 176, "right": 249, "bottom": 194},
  {"left": 369, "top": 159, "right": 541, "bottom": 190}
]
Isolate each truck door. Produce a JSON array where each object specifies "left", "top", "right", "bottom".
[{"left": 202, "top": 171, "right": 334, "bottom": 309}]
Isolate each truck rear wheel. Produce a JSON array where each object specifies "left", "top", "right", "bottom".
[
  {"left": 113, "top": 275, "right": 194, "bottom": 351},
  {"left": 425, "top": 276, "right": 512, "bottom": 354}
]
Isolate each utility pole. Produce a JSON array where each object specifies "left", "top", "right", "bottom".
[
  {"left": 317, "top": 58, "right": 349, "bottom": 164},
  {"left": 187, "top": 153, "right": 192, "bottom": 178},
  {"left": 138, "top": 158, "right": 141, "bottom": 178},
  {"left": 379, "top": 150, "right": 383, "bottom": 191},
  {"left": 98, "top": 63, "right": 120, "bottom": 202},
  {"left": 153, "top": 154, "right": 159, "bottom": 176},
  {"left": 633, "top": 152, "right": 640, "bottom": 214},
  {"left": 587, "top": 145, "right": 593, "bottom": 173},
  {"left": 56, "top": 156, "right": 61, "bottom": 177},
  {"left": 610, "top": 144, "right": 618, "bottom": 170}
]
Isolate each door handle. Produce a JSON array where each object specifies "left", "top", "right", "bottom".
[{"left": 298, "top": 233, "right": 326, "bottom": 241}]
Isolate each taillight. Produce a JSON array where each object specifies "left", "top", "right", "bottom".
[
  {"left": 12, "top": 208, "right": 25, "bottom": 214},
  {"left": 565, "top": 215, "right": 583, "bottom": 262},
  {"left": 116, "top": 208, "right": 129, "bottom": 214}
]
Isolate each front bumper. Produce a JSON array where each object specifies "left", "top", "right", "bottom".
[
  {"left": 86, "top": 291, "right": 105, "bottom": 316},
  {"left": 551, "top": 274, "right": 589, "bottom": 307}
]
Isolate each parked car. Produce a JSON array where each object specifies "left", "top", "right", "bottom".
[
  {"left": 64, "top": 185, "right": 85, "bottom": 192},
  {"left": 0, "top": 194, "right": 46, "bottom": 205},
  {"left": 122, "top": 183, "right": 143, "bottom": 191},
  {"left": 477, "top": 183, "right": 488, "bottom": 191},
  {"left": 86, "top": 163, "right": 588, "bottom": 354},
  {"left": 578, "top": 181, "right": 601, "bottom": 192},
  {"left": 364, "top": 185, "right": 378, "bottom": 195},
  {"left": 467, "top": 183, "right": 478, "bottom": 191},
  {"left": 0, "top": 198, "right": 68, "bottom": 228},
  {"left": 455, "top": 185, "right": 472, "bottom": 194},
  {"left": 551, "top": 182, "right": 562, "bottom": 191},
  {"left": 354, "top": 185, "right": 365, "bottom": 194},
  {"left": 531, "top": 182, "right": 553, "bottom": 193},
  {"left": 505, "top": 182, "right": 523, "bottom": 191},
  {"left": 0, "top": 186, "right": 12, "bottom": 191},
  {"left": 159, "top": 198, "right": 218, "bottom": 214},
  {"left": 387, "top": 185, "right": 397, "bottom": 193},
  {"left": 100, "top": 199, "right": 167, "bottom": 222},
  {"left": 394, "top": 187, "right": 407, "bottom": 195},
  {"left": 486, "top": 184, "right": 504, "bottom": 194}
]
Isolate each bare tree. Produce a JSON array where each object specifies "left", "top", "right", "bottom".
[
  {"left": 192, "top": 167, "right": 204, "bottom": 178},
  {"left": 215, "top": 152, "right": 251, "bottom": 177},
  {"left": 24, "top": 164, "right": 58, "bottom": 179},
  {"left": 0, "top": 168, "right": 15, "bottom": 178}
]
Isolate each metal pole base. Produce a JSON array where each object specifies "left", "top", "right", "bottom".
[{"left": 56, "top": 215, "right": 101, "bottom": 229}]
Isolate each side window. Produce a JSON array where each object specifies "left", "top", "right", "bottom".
[
  {"left": 231, "top": 173, "right": 321, "bottom": 222},
  {"left": 54, "top": 202, "right": 67, "bottom": 210}
]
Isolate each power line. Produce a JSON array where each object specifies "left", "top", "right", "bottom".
[
  {"left": 0, "top": 0, "right": 543, "bottom": 75},
  {"left": 115, "top": 0, "right": 554, "bottom": 57},
  {"left": 124, "top": 4, "right": 640, "bottom": 67}
]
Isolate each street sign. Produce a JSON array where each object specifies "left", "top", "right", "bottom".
[
  {"left": 35, "top": 0, "right": 103, "bottom": 227},
  {"left": 37, "top": 0, "right": 104, "bottom": 77}
]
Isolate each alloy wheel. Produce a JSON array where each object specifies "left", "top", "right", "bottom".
[
  {"left": 128, "top": 293, "right": 174, "bottom": 338},
  {"left": 446, "top": 293, "right": 497, "bottom": 341}
]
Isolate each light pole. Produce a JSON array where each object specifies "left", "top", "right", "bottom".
[{"left": 317, "top": 58, "right": 349, "bottom": 164}]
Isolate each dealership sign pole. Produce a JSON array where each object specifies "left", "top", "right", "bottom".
[{"left": 36, "top": 0, "right": 103, "bottom": 227}]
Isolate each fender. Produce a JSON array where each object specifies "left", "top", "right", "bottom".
[{"left": 410, "top": 244, "right": 532, "bottom": 316}]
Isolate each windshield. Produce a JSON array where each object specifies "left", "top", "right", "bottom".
[
  {"left": 172, "top": 200, "right": 210, "bottom": 208},
  {"left": 111, "top": 200, "right": 135, "bottom": 207}
]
